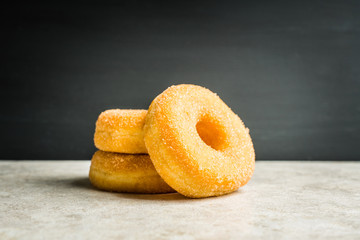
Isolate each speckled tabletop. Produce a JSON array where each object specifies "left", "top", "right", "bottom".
[{"left": 0, "top": 161, "right": 359, "bottom": 239}]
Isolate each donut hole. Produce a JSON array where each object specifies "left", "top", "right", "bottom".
[{"left": 196, "top": 119, "right": 227, "bottom": 151}]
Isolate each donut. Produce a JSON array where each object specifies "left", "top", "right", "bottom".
[
  {"left": 143, "top": 84, "right": 255, "bottom": 198},
  {"left": 94, "top": 109, "right": 147, "bottom": 153},
  {"left": 89, "top": 150, "right": 175, "bottom": 194}
]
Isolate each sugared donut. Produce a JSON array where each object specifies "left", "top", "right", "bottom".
[
  {"left": 143, "top": 84, "right": 255, "bottom": 198},
  {"left": 94, "top": 109, "right": 147, "bottom": 154},
  {"left": 89, "top": 150, "right": 175, "bottom": 194}
]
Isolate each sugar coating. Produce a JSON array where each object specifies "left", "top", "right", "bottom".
[
  {"left": 94, "top": 109, "right": 148, "bottom": 153},
  {"left": 144, "top": 84, "right": 255, "bottom": 198},
  {"left": 91, "top": 151, "right": 154, "bottom": 173},
  {"left": 89, "top": 150, "right": 175, "bottom": 194},
  {"left": 96, "top": 109, "right": 147, "bottom": 130}
]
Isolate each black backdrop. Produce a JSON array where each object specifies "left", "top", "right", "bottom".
[{"left": 1, "top": 1, "right": 360, "bottom": 160}]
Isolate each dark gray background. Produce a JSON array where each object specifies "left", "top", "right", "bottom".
[{"left": 1, "top": 1, "right": 360, "bottom": 160}]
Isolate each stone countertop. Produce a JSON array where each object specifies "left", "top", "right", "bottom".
[{"left": 0, "top": 161, "right": 359, "bottom": 239}]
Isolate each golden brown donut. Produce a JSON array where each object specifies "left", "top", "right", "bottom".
[
  {"left": 89, "top": 150, "right": 175, "bottom": 194},
  {"left": 143, "top": 84, "right": 255, "bottom": 198},
  {"left": 94, "top": 109, "right": 147, "bottom": 153}
]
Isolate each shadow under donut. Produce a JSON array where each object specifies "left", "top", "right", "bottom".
[
  {"left": 68, "top": 177, "right": 188, "bottom": 201},
  {"left": 35, "top": 176, "right": 243, "bottom": 201}
]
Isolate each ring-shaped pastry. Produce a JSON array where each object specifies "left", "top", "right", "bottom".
[
  {"left": 94, "top": 109, "right": 147, "bottom": 153},
  {"left": 89, "top": 150, "right": 175, "bottom": 194},
  {"left": 144, "top": 84, "right": 255, "bottom": 198}
]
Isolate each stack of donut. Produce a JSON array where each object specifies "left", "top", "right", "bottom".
[{"left": 89, "top": 84, "right": 255, "bottom": 198}]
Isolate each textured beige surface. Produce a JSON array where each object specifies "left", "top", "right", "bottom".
[{"left": 0, "top": 161, "right": 359, "bottom": 239}]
